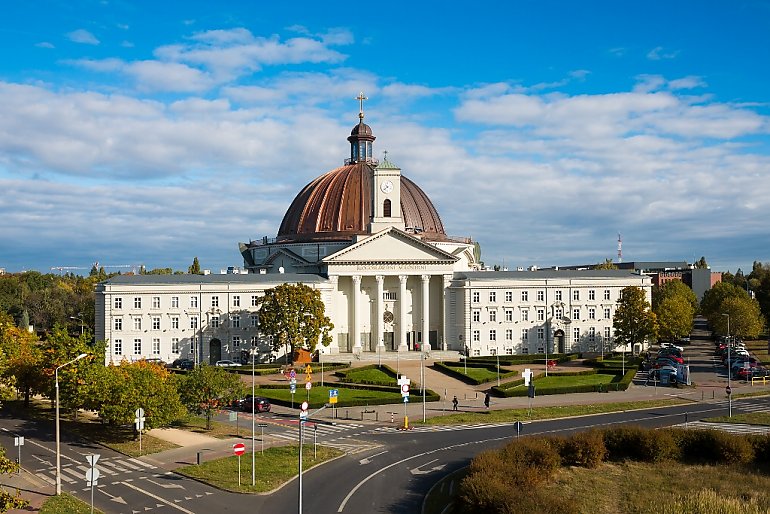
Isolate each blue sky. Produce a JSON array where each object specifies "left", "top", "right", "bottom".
[{"left": 1, "top": 1, "right": 769, "bottom": 274}]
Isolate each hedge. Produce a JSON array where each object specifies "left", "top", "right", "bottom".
[
  {"left": 334, "top": 364, "right": 399, "bottom": 386},
  {"left": 491, "top": 368, "right": 637, "bottom": 397},
  {"left": 432, "top": 361, "right": 519, "bottom": 385},
  {"left": 468, "top": 353, "right": 580, "bottom": 366}
]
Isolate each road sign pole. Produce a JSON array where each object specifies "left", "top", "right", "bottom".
[
  {"left": 238, "top": 454, "right": 241, "bottom": 487},
  {"left": 298, "top": 418, "right": 303, "bottom": 514},
  {"left": 261, "top": 425, "right": 265, "bottom": 455},
  {"left": 314, "top": 424, "right": 317, "bottom": 459}
]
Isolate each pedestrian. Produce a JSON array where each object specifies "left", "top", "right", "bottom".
[
  {"left": 452, "top": 395, "right": 458, "bottom": 411},
  {"left": 484, "top": 392, "right": 490, "bottom": 409}
]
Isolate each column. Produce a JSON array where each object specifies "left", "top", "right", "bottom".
[
  {"left": 352, "top": 275, "right": 362, "bottom": 353},
  {"left": 375, "top": 275, "right": 385, "bottom": 350},
  {"left": 421, "top": 275, "right": 430, "bottom": 351},
  {"left": 398, "top": 275, "right": 408, "bottom": 352},
  {"left": 441, "top": 274, "right": 452, "bottom": 351}
]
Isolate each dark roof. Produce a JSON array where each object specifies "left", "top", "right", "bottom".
[
  {"left": 454, "top": 269, "right": 646, "bottom": 281},
  {"left": 100, "top": 273, "right": 326, "bottom": 286}
]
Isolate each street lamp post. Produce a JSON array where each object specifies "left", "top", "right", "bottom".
[
  {"left": 421, "top": 351, "right": 426, "bottom": 422},
  {"left": 69, "top": 315, "right": 84, "bottom": 336},
  {"left": 55, "top": 353, "right": 88, "bottom": 495},
  {"left": 496, "top": 348, "right": 500, "bottom": 387},
  {"left": 722, "top": 313, "right": 732, "bottom": 417}
]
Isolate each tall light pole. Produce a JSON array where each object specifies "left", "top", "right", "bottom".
[
  {"left": 722, "top": 313, "right": 732, "bottom": 417},
  {"left": 69, "top": 315, "right": 85, "bottom": 336},
  {"left": 251, "top": 344, "right": 256, "bottom": 486},
  {"left": 421, "top": 350, "right": 426, "bottom": 422},
  {"left": 56, "top": 353, "right": 88, "bottom": 495}
]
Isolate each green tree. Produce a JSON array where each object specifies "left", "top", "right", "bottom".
[
  {"left": 188, "top": 257, "right": 201, "bottom": 275},
  {"left": 0, "top": 447, "right": 29, "bottom": 513},
  {"left": 595, "top": 259, "right": 618, "bottom": 270},
  {"left": 613, "top": 286, "right": 658, "bottom": 351},
  {"left": 710, "top": 296, "right": 765, "bottom": 339},
  {"left": 700, "top": 282, "right": 751, "bottom": 325},
  {"left": 257, "top": 283, "right": 333, "bottom": 357},
  {"left": 179, "top": 365, "right": 244, "bottom": 430},
  {"left": 694, "top": 256, "right": 709, "bottom": 269},
  {"left": 656, "top": 295, "right": 695, "bottom": 342},
  {"left": 93, "top": 362, "right": 186, "bottom": 430},
  {"left": 0, "top": 322, "right": 44, "bottom": 408}
]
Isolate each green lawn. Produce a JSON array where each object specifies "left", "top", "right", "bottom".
[
  {"left": 253, "top": 385, "right": 403, "bottom": 408},
  {"left": 40, "top": 493, "right": 102, "bottom": 514},
  {"left": 342, "top": 367, "right": 396, "bottom": 385},
  {"left": 177, "top": 444, "right": 343, "bottom": 493},
  {"left": 441, "top": 363, "right": 507, "bottom": 383},
  {"left": 533, "top": 373, "right": 616, "bottom": 388},
  {"left": 703, "top": 412, "right": 770, "bottom": 425},
  {"left": 418, "top": 398, "right": 689, "bottom": 425}
]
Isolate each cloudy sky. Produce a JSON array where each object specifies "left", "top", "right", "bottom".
[{"left": 1, "top": 1, "right": 769, "bottom": 274}]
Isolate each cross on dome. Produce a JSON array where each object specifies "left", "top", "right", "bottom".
[{"left": 356, "top": 92, "right": 368, "bottom": 120}]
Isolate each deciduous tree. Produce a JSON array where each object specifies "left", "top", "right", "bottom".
[
  {"left": 179, "top": 365, "right": 244, "bottom": 430},
  {"left": 0, "top": 447, "right": 28, "bottom": 513},
  {"left": 613, "top": 286, "right": 658, "bottom": 351}
]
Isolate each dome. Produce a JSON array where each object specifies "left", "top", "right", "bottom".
[{"left": 277, "top": 163, "right": 446, "bottom": 243}]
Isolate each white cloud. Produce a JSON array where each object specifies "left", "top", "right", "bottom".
[
  {"left": 66, "top": 29, "right": 100, "bottom": 45},
  {"left": 668, "top": 76, "right": 707, "bottom": 90},
  {"left": 35, "top": 42, "right": 55, "bottom": 49},
  {"left": 647, "top": 46, "right": 680, "bottom": 60}
]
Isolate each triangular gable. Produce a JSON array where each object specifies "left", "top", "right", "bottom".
[
  {"left": 324, "top": 227, "right": 458, "bottom": 264},
  {"left": 264, "top": 248, "right": 311, "bottom": 267}
]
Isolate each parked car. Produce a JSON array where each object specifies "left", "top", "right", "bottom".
[
  {"left": 141, "top": 358, "right": 166, "bottom": 366},
  {"left": 170, "top": 358, "right": 195, "bottom": 370},
  {"left": 661, "top": 342, "right": 684, "bottom": 352},
  {"left": 215, "top": 360, "right": 242, "bottom": 367},
  {"left": 679, "top": 336, "right": 691, "bottom": 344},
  {"left": 234, "top": 396, "right": 271, "bottom": 413}
]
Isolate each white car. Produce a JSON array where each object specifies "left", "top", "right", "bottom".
[
  {"left": 660, "top": 342, "right": 683, "bottom": 352},
  {"left": 215, "top": 360, "right": 242, "bottom": 367}
]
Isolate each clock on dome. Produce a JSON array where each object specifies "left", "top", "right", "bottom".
[{"left": 380, "top": 180, "right": 394, "bottom": 193}]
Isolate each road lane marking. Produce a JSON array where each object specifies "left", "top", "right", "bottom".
[{"left": 119, "top": 480, "right": 196, "bottom": 514}]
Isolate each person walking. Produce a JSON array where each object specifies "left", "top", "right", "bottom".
[
  {"left": 484, "top": 392, "right": 490, "bottom": 409},
  {"left": 452, "top": 395, "right": 459, "bottom": 411}
]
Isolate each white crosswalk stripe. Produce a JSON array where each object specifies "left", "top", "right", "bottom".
[{"left": 35, "top": 456, "right": 156, "bottom": 486}]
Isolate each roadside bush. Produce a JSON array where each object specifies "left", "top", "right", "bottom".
[
  {"left": 673, "top": 429, "right": 754, "bottom": 465},
  {"left": 560, "top": 430, "right": 606, "bottom": 468},
  {"left": 604, "top": 426, "right": 679, "bottom": 462},
  {"left": 497, "top": 438, "right": 562, "bottom": 487},
  {"left": 747, "top": 434, "right": 770, "bottom": 466}
]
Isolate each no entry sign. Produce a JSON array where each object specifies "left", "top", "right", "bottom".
[{"left": 233, "top": 443, "right": 246, "bottom": 456}]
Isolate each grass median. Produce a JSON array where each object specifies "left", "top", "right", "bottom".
[
  {"left": 40, "top": 493, "right": 103, "bottom": 514},
  {"left": 177, "top": 444, "right": 344, "bottom": 493}
]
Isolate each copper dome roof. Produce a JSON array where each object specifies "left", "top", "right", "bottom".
[{"left": 277, "top": 163, "right": 446, "bottom": 243}]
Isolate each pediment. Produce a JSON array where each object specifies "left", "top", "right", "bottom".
[
  {"left": 264, "top": 248, "right": 311, "bottom": 266},
  {"left": 323, "top": 227, "right": 458, "bottom": 264}
]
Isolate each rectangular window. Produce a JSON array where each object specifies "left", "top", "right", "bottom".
[
  {"left": 473, "top": 330, "right": 480, "bottom": 342},
  {"left": 589, "top": 290, "right": 596, "bottom": 301},
  {"left": 521, "top": 309, "right": 529, "bottom": 322},
  {"left": 211, "top": 296, "right": 219, "bottom": 308},
  {"left": 134, "top": 297, "right": 141, "bottom": 309},
  {"left": 211, "top": 316, "right": 220, "bottom": 328},
  {"left": 473, "top": 349, "right": 481, "bottom": 356},
  {"left": 171, "top": 338, "right": 180, "bottom": 354},
  {"left": 537, "top": 328, "right": 544, "bottom": 341},
  {"left": 133, "top": 318, "right": 142, "bottom": 330},
  {"left": 232, "top": 315, "right": 241, "bottom": 328},
  {"left": 114, "top": 297, "right": 122, "bottom": 309},
  {"left": 554, "top": 307, "right": 563, "bottom": 319},
  {"left": 505, "top": 291, "right": 513, "bottom": 302},
  {"left": 233, "top": 336, "right": 241, "bottom": 348},
  {"left": 573, "top": 328, "right": 580, "bottom": 343},
  {"left": 505, "top": 347, "right": 513, "bottom": 355},
  {"left": 114, "top": 339, "right": 122, "bottom": 355},
  {"left": 472, "top": 291, "right": 480, "bottom": 303},
  {"left": 589, "top": 327, "right": 596, "bottom": 342},
  {"left": 171, "top": 317, "right": 179, "bottom": 329},
  {"left": 472, "top": 310, "right": 480, "bottom": 322},
  {"left": 604, "top": 327, "right": 611, "bottom": 340},
  {"left": 521, "top": 291, "right": 528, "bottom": 302},
  {"left": 555, "top": 290, "right": 562, "bottom": 301},
  {"left": 134, "top": 339, "right": 142, "bottom": 355},
  {"left": 573, "top": 308, "right": 580, "bottom": 320},
  {"left": 537, "top": 308, "right": 545, "bottom": 321},
  {"left": 152, "top": 317, "right": 161, "bottom": 330},
  {"left": 537, "top": 290, "right": 544, "bottom": 302},
  {"left": 251, "top": 295, "right": 259, "bottom": 307},
  {"left": 604, "top": 289, "right": 611, "bottom": 300},
  {"left": 506, "top": 329, "right": 513, "bottom": 341},
  {"left": 521, "top": 329, "right": 529, "bottom": 342},
  {"left": 489, "top": 310, "right": 497, "bottom": 322},
  {"left": 114, "top": 318, "right": 122, "bottom": 331},
  {"left": 505, "top": 310, "right": 513, "bottom": 322},
  {"left": 251, "top": 336, "right": 258, "bottom": 347},
  {"left": 152, "top": 338, "right": 160, "bottom": 355},
  {"left": 489, "top": 330, "right": 496, "bottom": 341},
  {"left": 604, "top": 308, "right": 611, "bottom": 319},
  {"left": 384, "top": 292, "right": 397, "bottom": 300},
  {"left": 489, "top": 291, "right": 496, "bottom": 303},
  {"left": 152, "top": 296, "right": 161, "bottom": 309},
  {"left": 589, "top": 308, "right": 596, "bottom": 320},
  {"left": 233, "top": 295, "right": 241, "bottom": 307},
  {"left": 190, "top": 316, "right": 198, "bottom": 329},
  {"left": 171, "top": 296, "right": 179, "bottom": 308},
  {"left": 190, "top": 296, "right": 198, "bottom": 308},
  {"left": 250, "top": 314, "right": 259, "bottom": 327},
  {"left": 572, "top": 290, "right": 580, "bottom": 301}
]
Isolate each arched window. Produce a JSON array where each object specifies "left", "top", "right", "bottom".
[{"left": 383, "top": 199, "right": 391, "bottom": 217}]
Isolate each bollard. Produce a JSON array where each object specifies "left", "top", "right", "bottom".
[
  {"left": 361, "top": 411, "right": 364, "bottom": 421},
  {"left": 391, "top": 412, "right": 394, "bottom": 423},
  {"left": 376, "top": 412, "right": 379, "bottom": 421},
  {"left": 346, "top": 409, "right": 349, "bottom": 419},
  {"left": 196, "top": 452, "right": 202, "bottom": 465},
  {"left": 712, "top": 390, "right": 715, "bottom": 400},
  {"left": 701, "top": 390, "right": 704, "bottom": 401}
]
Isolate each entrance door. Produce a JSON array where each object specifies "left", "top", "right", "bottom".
[
  {"left": 554, "top": 330, "right": 565, "bottom": 354},
  {"left": 209, "top": 339, "right": 222, "bottom": 364},
  {"left": 384, "top": 332, "right": 395, "bottom": 351}
]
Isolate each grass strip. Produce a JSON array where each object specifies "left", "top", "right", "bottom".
[
  {"left": 40, "top": 492, "right": 103, "bottom": 514},
  {"left": 417, "top": 398, "right": 690, "bottom": 425},
  {"left": 703, "top": 412, "right": 770, "bottom": 426},
  {"left": 177, "top": 444, "right": 343, "bottom": 493}
]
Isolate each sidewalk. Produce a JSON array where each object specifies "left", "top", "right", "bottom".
[{"left": 0, "top": 467, "right": 52, "bottom": 513}]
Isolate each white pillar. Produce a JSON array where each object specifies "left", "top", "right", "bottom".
[
  {"left": 398, "top": 275, "right": 408, "bottom": 352},
  {"left": 352, "top": 275, "right": 362, "bottom": 353},
  {"left": 376, "top": 275, "right": 385, "bottom": 349},
  {"left": 421, "top": 274, "right": 430, "bottom": 350},
  {"left": 441, "top": 274, "right": 451, "bottom": 350}
]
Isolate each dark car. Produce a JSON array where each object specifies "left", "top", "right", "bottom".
[
  {"left": 170, "top": 358, "right": 195, "bottom": 370},
  {"left": 235, "top": 396, "right": 271, "bottom": 413}
]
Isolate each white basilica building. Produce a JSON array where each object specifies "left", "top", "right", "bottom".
[{"left": 95, "top": 102, "right": 652, "bottom": 365}]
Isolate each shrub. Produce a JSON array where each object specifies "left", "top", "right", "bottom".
[
  {"left": 603, "top": 426, "right": 679, "bottom": 462},
  {"left": 560, "top": 430, "right": 607, "bottom": 468},
  {"left": 747, "top": 434, "right": 770, "bottom": 466},
  {"left": 673, "top": 429, "right": 754, "bottom": 465}
]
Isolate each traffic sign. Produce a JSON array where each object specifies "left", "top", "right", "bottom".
[
  {"left": 301, "top": 401, "right": 309, "bottom": 411},
  {"left": 85, "top": 467, "right": 100, "bottom": 486},
  {"left": 305, "top": 365, "right": 313, "bottom": 374},
  {"left": 397, "top": 375, "right": 411, "bottom": 397},
  {"left": 135, "top": 407, "right": 145, "bottom": 418},
  {"left": 726, "top": 385, "right": 732, "bottom": 395},
  {"left": 289, "top": 369, "right": 297, "bottom": 379},
  {"left": 85, "top": 454, "right": 100, "bottom": 467},
  {"left": 305, "top": 382, "right": 312, "bottom": 391},
  {"left": 403, "top": 396, "right": 409, "bottom": 403},
  {"left": 14, "top": 436, "right": 24, "bottom": 447},
  {"left": 290, "top": 383, "right": 297, "bottom": 394},
  {"left": 290, "top": 378, "right": 297, "bottom": 385},
  {"left": 233, "top": 443, "right": 246, "bottom": 456},
  {"left": 400, "top": 384, "right": 410, "bottom": 396},
  {"left": 300, "top": 401, "right": 309, "bottom": 419},
  {"left": 329, "top": 389, "right": 338, "bottom": 404}
]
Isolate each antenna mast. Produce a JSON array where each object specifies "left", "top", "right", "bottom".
[{"left": 617, "top": 233, "right": 623, "bottom": 263}]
